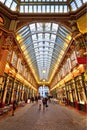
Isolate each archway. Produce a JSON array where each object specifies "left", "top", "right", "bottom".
[{"left": 38, "top": 85, "right": 49, "bottom": 98}]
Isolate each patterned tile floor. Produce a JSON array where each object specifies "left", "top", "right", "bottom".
[{"left": 0, "top": 102, "right": 87, "bottom": 130}]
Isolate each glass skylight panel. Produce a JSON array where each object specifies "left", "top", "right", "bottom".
[
  {"left": 54, "top": 43, "right": 61, "bottom": 50},
  {"left": 34, "top": 48, "right": 38, "bottom": 53},
  {"left": 0, "top": 0, "right": 5, "bottom": 3},
  {"left": 56, "top": 36, "right": 64, "bottom": 45},
  {"left": 39, "top": 42, "right": 43, "bottom": 46},
  {"left": 59, "top": 5, "right": 63, "bottom": 12},
  {"left": 52, "top": 23, "right": 58, "bottom": 32},
  {"left": 30, "top": 0, "right": 34, "bottom": 2},
  {"left": 32, "top": 34, "right": 37, "bottom": 41},
  {"left": 46, "top": 42, "right": 49, "bottom": 46},
  {"left": 20, "top": 5, "right": 24, "bottom": 13},
  {"left": 17, "top": 26, "right": 28, "bottom": 34},
  {"left": 21, "top": 30, "right": 30, "bottom": 38},
  {"left": 70, "top": 2, "right": 77, "bottom": 11},
  {"left": 38, "top": 33, "right": 43, "bottom": 40},
  {"left": 1, "top": 0, "right": 85, "bottom": 13},
  {"left": 42, "top": 5, "right": 46, "bottom": 13},
  {"left": 5, "top": 0, "right": 12, "bottom": 8},
  {"left": 49, "top": 42, "right": 53, "bottom": 48},
  {"left": 37, "top": 23, "right": 43, "bottom": 31},
  {"left": 29, "top": 5, "right": 33, "bottom": 12},
  {"left": 38, "top": 5, "right": 42, "bottom": 13},
  {"left": 50, "top": 34, "right": 56, "bottom": 42},
  {"left": 21, "top": 32, "right": 29, "bottom": 40},
  {"left": 10, "top": 1, "right": 17, "bottom": 11},
  {"left": 83, "top": 0, "right": 87, "bottom": 3},
  {"left": 46, "top": 6, "right": 50, "bottom": 13},
  {"left": 30, "top": 24, "right": 36, "bottom": 31},
  {"left": 75, "top": 0, "right": 82, "bottom": 8},
  {"left": 55, "top": 5, "right": 58, "bottom": 12},
  {"left": 34, "top": 5, "right": 37, "bottom": 13},
  {"left": 61, "top": 25, "right": 71, "bottom": 34},
  {"left": 44, "top": 33, "right": 50, "bottom": 40},
  {"left": 45, "top": 23, "right": 51, "bottom": 31},
  {"left": 20, "top": 28, "right": 29, "bottom": 36},
  {"left": 24, "top": 37, "right": 32, "bottom": 45},
  {"left": 59, "top": 29, "right": 67, "bottom": 38},
  {"left": 25, "top": 5, "right": 28, "bottom": 13},
  {"left": 51, "top": 5, "right": 54, "bottom": 13},
  {"left": 64, "top": 5, "right": 68, "bottom": 12}
]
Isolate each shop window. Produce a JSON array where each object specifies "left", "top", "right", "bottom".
[
  {"left": 11, "top": 52, "right": 18, "bottom": 67},
  {"left": 7, "top": 50, "right": 12, "bottom": 62},
  {"left": 75, "top": 76, "right": 86, "bottom": 104},
  {"left": 83, "top": 72, "right": 87, "bottom": 97},
  {"left": 5, "top": 78, "right": 14, "bottom": 105}
]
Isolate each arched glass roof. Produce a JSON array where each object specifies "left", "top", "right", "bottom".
[
  {"left": 16, "top": 23, "right": 72, "bottom": 83},
  {"left": 0, "top": 0, "right": 86, "bottom": 13}
]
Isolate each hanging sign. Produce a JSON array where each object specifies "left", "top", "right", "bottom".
[{"left": 77, "top": 57, "right": 87, "bottom": 64}]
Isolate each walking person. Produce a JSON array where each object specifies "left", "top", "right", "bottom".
[
  {"left": 42, "top": 97, "right": 48, "bottom": 111},
  {"left": 12, "top": 100, "right": 17, "bottom": 116},
  {"left": 38, "top": 95, "right": 42, "bottom": 110}
]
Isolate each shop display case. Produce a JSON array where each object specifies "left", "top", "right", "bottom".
[
  {"left": 5, "top": 77, "right": 14, "bottom": 105},
  {"left": 0, "top": 74, "right": 8, "bottom": 107},
  {"left": 75, "top": 75, "right": 86, "bottom": 111},
  {"left": 65, "top": 79, "right": 78, "bottom": 107}
]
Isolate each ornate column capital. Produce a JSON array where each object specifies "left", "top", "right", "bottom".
[{"left": 70, "top": 20, "right": 80, "bottom": 36}]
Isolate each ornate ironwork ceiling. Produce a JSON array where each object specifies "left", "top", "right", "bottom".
[{"left": 16, "top": 22, "right": 72, "bottom": 83}]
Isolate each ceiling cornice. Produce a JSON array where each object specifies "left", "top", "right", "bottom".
[{"left": 0, "top": 2, "right": 86, "bottom": 21}]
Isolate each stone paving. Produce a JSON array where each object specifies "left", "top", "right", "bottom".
[{"left": 0, "top": 103, "right": 87, "bottom": 130}]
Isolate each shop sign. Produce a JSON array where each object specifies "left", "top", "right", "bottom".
[{"left": 77, "top": 57, "right": 87, "bottom": 64}]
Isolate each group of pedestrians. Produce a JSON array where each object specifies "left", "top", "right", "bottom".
[
  {"left": 12, "top": 95, "right": 48, "bottom": 116},
  {"left": 38, "top": 96, "right": 48, "bottom": 111}
]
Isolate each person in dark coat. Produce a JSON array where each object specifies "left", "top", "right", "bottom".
[
  {"left": 42, "top": 97, "right": 48, "bottom": 111},
  {"left": 12, "top": 100, "right": 17, "bottom": 116}
]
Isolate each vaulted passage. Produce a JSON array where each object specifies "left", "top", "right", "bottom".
[
  {"left": 16, "top": 23, "right": 71, "bottom": 83},
  {"left": 0, "top": 0, "right": 87, "bottom": 126}
]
